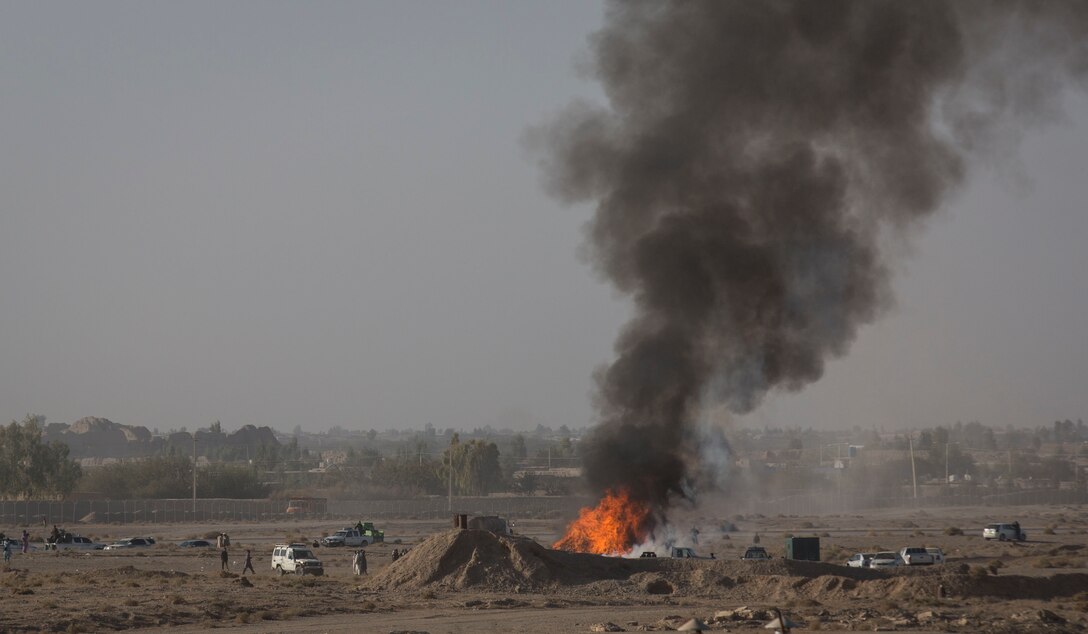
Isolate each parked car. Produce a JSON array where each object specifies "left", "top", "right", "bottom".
[
  {"left": 669, "top": 547, "right": 713, "bottom": 559},
  {"left": 103, "top": 537, "right": 155, "bottom": 550},
  {"left": 741, "top": 546, "right": 772, "bottom": 560},
  {"left": 321, "top": 528, "right": 370, "bottom": 548},
  {"left": 869, "top": 551, "right": 903, "bottom": 568},
  {"left": 271, "top": 544, "right": 324, "bottom": 576},
  {"left": 52, "top": 535, "right": 104, "bottom": 551},
  {"left": 984, "top": 523, "right": 1026, "bottom": 542},
  {"left": 845, "top": 552, "right": 875, "bottom": 568},
  {"left": 178, "top": 540, "right": 213, "bottom": 548},
  {"left": 926, "top": 547, "right": 946, "bottom": 565},
  {"left": 899, "top": 547, "right": 935, "bottom": 566}
]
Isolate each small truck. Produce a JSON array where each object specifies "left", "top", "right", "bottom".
[
  {"left": 320, "top": 527, "right": 370, "bottom": 547},
  {"left": 669, "top": 547, "right": 713, "bottom": 559},
  {"left": 355, "top": 521, "right": 385, "bottom": 543}
]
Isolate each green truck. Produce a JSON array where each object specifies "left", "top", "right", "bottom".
[{"left": 354, "top": 521, "right": 385, "bottom": 543}]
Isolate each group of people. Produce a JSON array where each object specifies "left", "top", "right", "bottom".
[
  {"left": 349, "top": 545, "right": 414, "bottom": 575},
  {"left": 0, "top": 530, "right": 30, "bottom": 565},
  {"left": 213, "top": 533, "right": 256, "bottom": 575},
  {"left": 219, "top": 547, "right": 256, "bottom": 574}
]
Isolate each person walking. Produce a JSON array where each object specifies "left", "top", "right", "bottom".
[
  {"left": 3, "top": 540, "right": 11, "bottom": 566},
  {"left": 242, "top": 549, "right": 255, "bottom": 574},
  {"left": 220, "top": 547, "right": 229, "bottom": 571}
]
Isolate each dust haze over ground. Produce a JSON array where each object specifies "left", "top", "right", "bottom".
[
  {"left": 534, "top": 1, "right": 1088, "bottom": 517},
  {"left": 3, "top": 507, "right": 1088, "bottom": 632}
]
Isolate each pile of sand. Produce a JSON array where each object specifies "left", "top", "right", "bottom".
[
  {"left": 943, "top": 572, "right": 1088, "bottom": 600},
  {"left": 367, "top": 529, "right": 638, "bottom": 592},
  {"left": 369, "top": 529, "right": 1088, "bottom": 603},
  {"left": 367, "top": 530, "right": 887, "bottom": 594}
]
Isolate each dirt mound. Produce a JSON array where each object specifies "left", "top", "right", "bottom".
[
  {"left": 78, "top": 565, "right": 189, "bottom": 581},
  {"left": 370, "top": 529, "right": 1085, "bottom": 603},
  {"left": 944, "top": 572, "right": 1088, "bottom": 600},
  {"left": 367, "top": 529, "right": 638, "bottom": 592}
]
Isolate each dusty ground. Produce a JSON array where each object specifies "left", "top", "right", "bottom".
[{"left": 1, "top": 504, "right": 1086, "bottom": 633}]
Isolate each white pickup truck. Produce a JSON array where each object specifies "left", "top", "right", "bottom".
[
  {"left": 899, "top": 546, "right": 935, "bottom": 565},
  {"left": 320, "top": 528, "right": 370, "bottom": 547}
]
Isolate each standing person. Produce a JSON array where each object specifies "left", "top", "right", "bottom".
[
  {"left": 242, "top": 549, "right": 255, "bottom": 574},
  {"left": 220, "top": 547, "right": 229, "bottom": 571},
  {"left": 3, "top": 540, "right": 11, "bottom": 565},
  {"left": 354, "top": 549, "right": 367, "bottom": 575},
  {"left": 21, "top": 530, "right": 29, "bottom": 554}
]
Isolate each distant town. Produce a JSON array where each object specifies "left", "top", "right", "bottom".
[{"left": 3, "top": 414, "right": 1084, "bottom": 504}]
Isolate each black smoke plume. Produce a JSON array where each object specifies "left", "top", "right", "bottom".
[{"left": 537, "top": 1, "right": 1088, "bottom": 514}]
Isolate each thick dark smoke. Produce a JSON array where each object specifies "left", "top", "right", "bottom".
[{"left": 537, "top": 1, "right": 1088, "bottom": 514}]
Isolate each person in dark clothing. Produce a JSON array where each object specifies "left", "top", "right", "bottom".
[
  {"left": 220, "top": 548, "right": 229, "bottom": 571},
  {"left": 242, "top": 549, "right": 255, "bottom": 574}
]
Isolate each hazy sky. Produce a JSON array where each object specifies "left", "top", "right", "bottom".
[{"left": 2, "top": 2, "right": 1086, "bottom": 434}]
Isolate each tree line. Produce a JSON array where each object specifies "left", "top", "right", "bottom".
[
  {"left": 0, "top": 415, "right": 82, "bottom": 499},
  {"left": 1, "top": 415, "right": 583, "bottom": 500}
]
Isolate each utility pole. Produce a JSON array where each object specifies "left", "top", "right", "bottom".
[
  {"left": 447, "top": 451, "right": 453, "bottom": 512},
  {"left": 909, "top": 436, "right": 918, "bottom": 499},
  {"left": 192, "top": 433, "right": 197, "bottom": 516},
  {"left": 945, "top": 443, "right": 950, "bottom": 486}
]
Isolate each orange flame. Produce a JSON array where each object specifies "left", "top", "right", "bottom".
[{"left": 552, "top": 488, "right": 654, "bottom": 555}]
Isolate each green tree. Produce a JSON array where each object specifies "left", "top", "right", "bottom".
[
  {"left": 370, "top": 459, "right": 443, "bottom": 495},
  {"left": 199, "top": 464, "right": 267, "bottom": 498},
  {"left": 0, "top": 415, "right": 82, "bottom": 499},
  {"left": 77, "top": 455, "right": 268, "bottom": 499},
  {"left": 510, "top": 434, "right": 527, "bottom": 459},
  {"left": 445, "top": 438, "right": 502, "bottom": 496}
]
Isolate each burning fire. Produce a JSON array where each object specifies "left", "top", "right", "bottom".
[{"left": 552, "top": 488, "right": 653, "bottom": 555}]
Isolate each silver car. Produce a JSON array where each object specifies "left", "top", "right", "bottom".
[
  {"left": 103, "top": 537, "right": 155, "bottom": 550},
  {"left": 845, "top": 552, "right": 875, "bottom": 568},
  {"left": 53, "top": 535, "right": 105, "bottom": 551},
  {"left": 869, "top": 551, "right": 903, "bottom": 568}
]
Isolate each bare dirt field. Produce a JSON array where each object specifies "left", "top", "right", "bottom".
[{"left": 2, "top": 504, "right": 1087, "bottom": 633}]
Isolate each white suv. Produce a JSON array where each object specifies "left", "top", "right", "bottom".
[
  {"left": 271, "top": 544, "right": 324, "bottom": 576},
  {"left": 984, "top": 523, "right": 1026, "bottom": 542}
]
